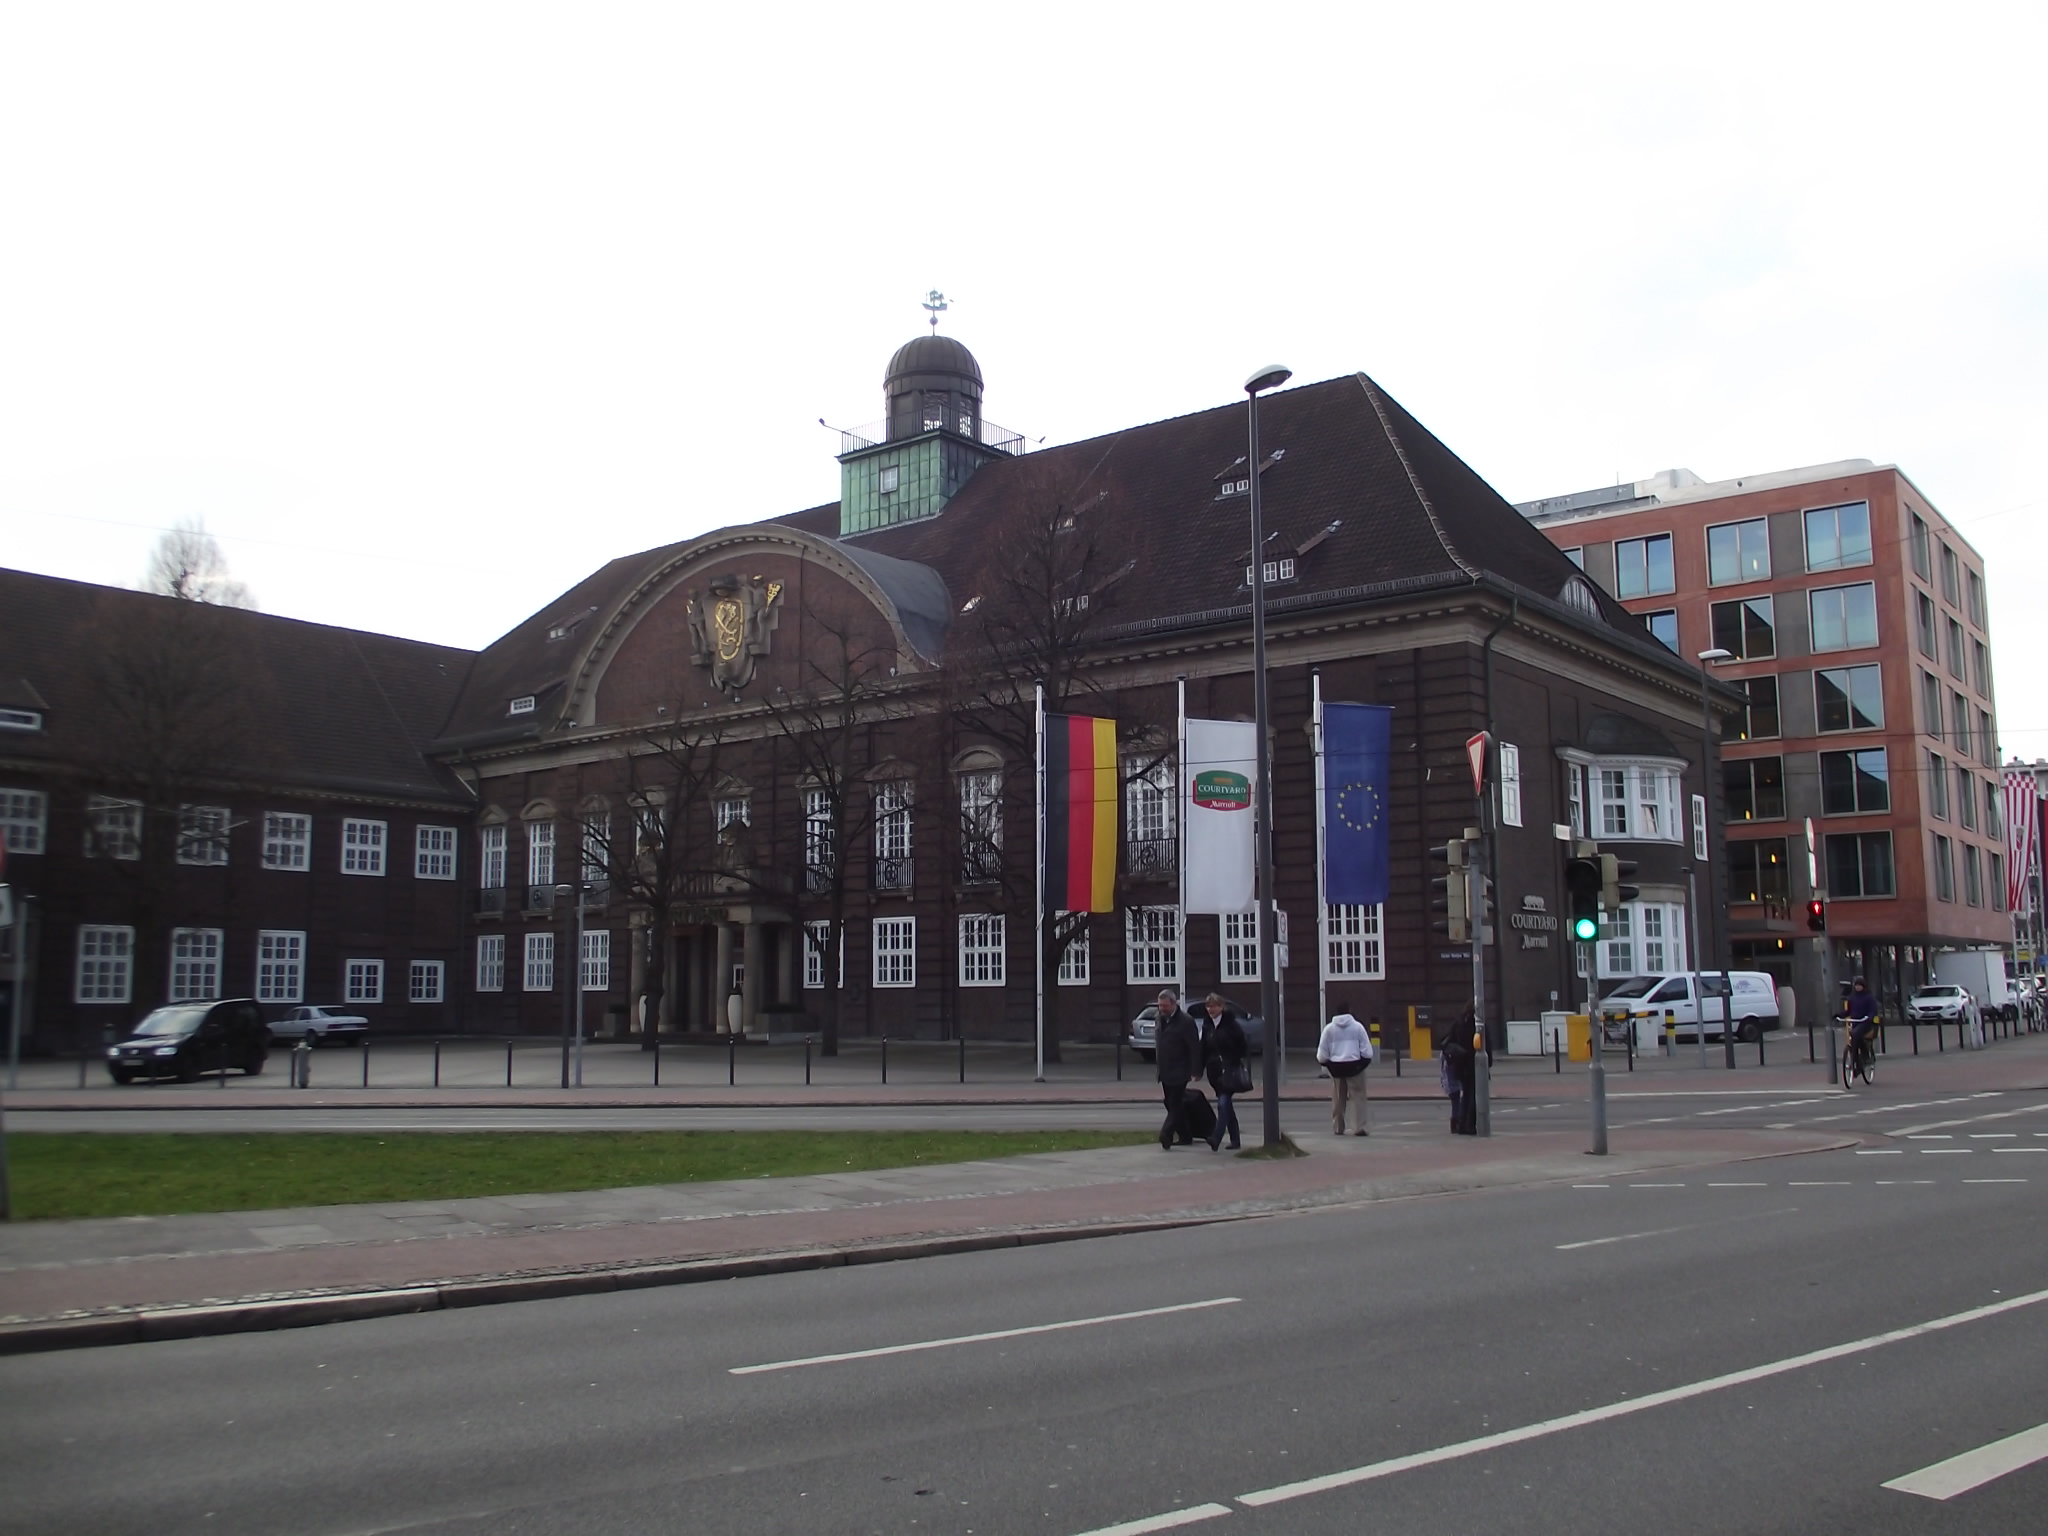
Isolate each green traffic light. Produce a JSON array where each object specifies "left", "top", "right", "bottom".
[{"left": 1572, "top": 916, "right": 1599, "bottom": 941}]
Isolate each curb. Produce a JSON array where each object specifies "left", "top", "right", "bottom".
[{"left": 0, "top": 1216, "right": 1219, "bottom": 1358}]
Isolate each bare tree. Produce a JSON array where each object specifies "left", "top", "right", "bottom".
[
  {"left": 757, "top": 602, "right": 900, "bottom": 1056},
  {"left": 584, "top": 721, "right": 728, "bottom": 1047},
  {"left": 144, "top": 518, "right": 256, "bottom": 609}
]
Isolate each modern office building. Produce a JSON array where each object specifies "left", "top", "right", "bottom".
[{"left": 1520, "top": 462, "right": 2009, "bottom": 1021}]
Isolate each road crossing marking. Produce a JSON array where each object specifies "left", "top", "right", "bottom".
[
  {"left": 1556, "top": 1224, "right": 1695, "bottom": 1251},
  {"left": 730, "top": 1297, "right": 1240, "bottom": 1375},
  {"left": 1883, "top": 1422, "right": 2048, "bottom": 1501},
  {"left": 1231, "top": 1284, "right": 2048, "bottom": 1512}
]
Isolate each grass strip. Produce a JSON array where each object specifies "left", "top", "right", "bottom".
[{"left": 5, "top": 1130, "right": 1153, "bottom": 1222}]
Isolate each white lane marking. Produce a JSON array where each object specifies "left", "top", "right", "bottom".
[
  {"left": 1235, "top": 1285, "right": 2048, "bottom": 1509},
  {"left": 1698, "top": 1106, "right": 1766, "bottom": 1117},
  {"left": 1907, "top": 1134, "right": 1953, "bottom": 1140},
  {"left": 1789, "top": 1181, "right": 1851, "bottom": 1187},
  {"left": 1883, "top": 1422, "right": 2048, "bottom": 1501},
  {"left": 1921, "top": 1149, "right": 1973, "bottom": 1155},
  {"left": 1894, "top": 1103, "right": 2048, "bottom": 1137},
  {"left": 1708, "top": 1182, "right": 1767, "bottom": 1188},
  {"left": 1971, "top": 1133, "right": 2017, "bottom": 1139},
  {"left": 1857, "top": 1150, "right": 1904, "bottom": 1155},
  {"left": 1556, "top": 1225, "right": 1693, "bottom": 1251},
  {"left": 1071, "top": 1504, "right": 1233, "bottom": 1535},
  {"left": 1571, "top": 1185, "right": 1611, "bottom": 1190},
  {"left": 1630, "top": 1183, "right": 1686, "bottom": 1188},
  {"left": 1965, "top": 1178, "right": 2028, "bottom": 1184},
  {"left": 730, "top": 1297, "right": 1241, "bottom": 1375},
  {"left": 1994, "top": 1147, "right": 2047, "bottom": 1154}
]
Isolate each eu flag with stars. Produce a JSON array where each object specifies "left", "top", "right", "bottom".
[{"left": 1323, "top": 702, "right": 1393, "bottom": 906}]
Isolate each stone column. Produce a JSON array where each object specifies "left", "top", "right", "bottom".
[
  {"left": 714, "top": 922, "right": 737, "bottom": 1035},
  {"left": 741, "top": 920, "right": 764, "bottom": 1037}
]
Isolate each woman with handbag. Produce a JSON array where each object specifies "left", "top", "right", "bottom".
[{"left": 1200, "top": 993, "right": 1249, "bottom": 1151}]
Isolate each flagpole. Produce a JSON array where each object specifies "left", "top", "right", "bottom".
[
  {"left": 1176, "top": 675, "right": 1188, "bottom": 998},
  {"left": 1035, "top": 680, "right": 1047, "bottom": 1084},
  {"left": 1313, "top": 671, "right": 1328, "bottom": 1048}
]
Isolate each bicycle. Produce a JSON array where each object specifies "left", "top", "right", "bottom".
[{"left": 1841, "top": 1025, "right": 1877, "bottom": 1089}]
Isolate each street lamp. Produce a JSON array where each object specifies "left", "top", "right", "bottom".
[
  {"left": 1695, "top": 647, "right": 1735, "bottom": 1068},
  {"left": 1244, "top": 363, "right": 1291, "bottom": 1148}
]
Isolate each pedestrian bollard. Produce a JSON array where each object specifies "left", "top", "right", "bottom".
[
  {"left": 1116, "top": 1037, "right": 1123, "bottom": 1082},
  {"left": 506, "top": 1039, "right": 515, "bottom": 1086},
  {"left": 1664, "top": 1010, "right": 1676, "bottom": 1056},
  {"left": 1625, "top": 1022, "right": 1634, "bottom": 1072},
  {"left": 293, "top": 1040, "right": 312, "bottom": 1089},
  {"left": 653, "top": 1038, "right": 662, "bottom": 1087},
  {"left": 1807, "top": 1022, "right": 1815, "bottom": 1063},
  {"left": 804, "top": 1036, "right": 811, "bottom": 1085},
  {"left": 1757, "top": 1030, "right": 1765, "bottom": 1068},
  {"left": 958, "top": 1035, "right": 966, "bottom": 1084},
  {"left": 881, "top": 1036, "right": 889, "bottom": 1084},
  {"left": 727, "top": 1031, "right": 736, "bottom": 1086},
  {"left": 432, "top": 1039, "right": 441, "bottom": 1088},
  {"left": 1553, "top": 1028, "right": 1562, "bottom": 1074},
  {"left": 361, "top": 1042, "right": 370, "bottom": 1088},
  {"left": 1910, "top": 1022, "right": 1919, "bottom": 1055}
]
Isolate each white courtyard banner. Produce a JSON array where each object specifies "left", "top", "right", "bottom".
[{"left": 1183, "top": 717, "right": 1258, "bottom": 913}]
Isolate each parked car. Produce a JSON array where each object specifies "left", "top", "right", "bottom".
[
  {"left": 107, "top": 999, "right": 270, "bottom": 1084},
  {"left": 268, "top": 1005, "right": 370, "bottom": 1045},
  {"left": 1907, "top": 983, "right": 1972, "bottom": 1024},
  {"left": 1126, "top": 998, "right": 1266, "bottom": 1062},
  {"left": 1597, "top": 971, "right": 1781, "bottom": 1044}
]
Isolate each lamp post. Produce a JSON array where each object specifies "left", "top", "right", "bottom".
[
  {"left": 1244, "top": 364, "right": 1291, "bottom": 1148},
  {"left": 555, "top": 883, "right": 586, "bottom": 1088},
  {"left": 1696, "top": 647, "right": 1735, "bottom": 1068}
]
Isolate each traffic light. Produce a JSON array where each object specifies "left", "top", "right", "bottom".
[
  {"left": 1599, "top": 852, "right": 1640, "bottom": 912},
  {"left": 1565, "top": 855, "right": 1601, "bottom": 941},
  {"left": 1430, "top": 837, "right": 1470, "bottom": 944},
  {"left": 1807, "top": 898, "right": 1826, "bottom": 932}
]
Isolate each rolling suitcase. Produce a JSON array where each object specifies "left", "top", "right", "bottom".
[{"left": 1180, "top": 1086, "right": 1216, "bottom": 1143}]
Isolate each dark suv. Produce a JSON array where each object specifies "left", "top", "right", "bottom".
[{"left": 107, "top": 999, "right": 271, "bottom": 1084}]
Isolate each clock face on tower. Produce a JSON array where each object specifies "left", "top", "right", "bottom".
[{"left": 686, "top": 574, "right": 785, "bottom": 691}]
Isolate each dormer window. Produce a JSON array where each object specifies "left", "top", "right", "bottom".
[
  {"left": 0, "top": 708, "right": 41, "bottom": 732},
  {"left": 508, "top": 695, "right": 536, "bottom": 716},
  {"left": 1560, "top": 578, "right": 1601, "bottom": 618},
  {"left": 1244, "top": 558, "right": 1297, "bottom": 586},
  {"left": 878, "top": 466, "right": 900, "bottom": 494}
]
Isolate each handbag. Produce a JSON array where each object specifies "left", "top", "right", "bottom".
[{"left": 1217, "top": 1057, "right": 1253, "bottom": 1095}]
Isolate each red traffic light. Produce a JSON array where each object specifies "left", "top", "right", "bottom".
[{"left": 1806, "top": 899, "right": 1826, "bottom": 933}]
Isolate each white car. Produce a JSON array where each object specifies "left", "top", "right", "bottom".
[
  {"left": 268, "top": 1005, "right": 370, "bottom": 1045},
  {"left": 1906, "top": 984, "right": 1971, "bottom": 1024},
  {"left": 1598, "top": 971, "right": 1781, "bottom": 1043}
]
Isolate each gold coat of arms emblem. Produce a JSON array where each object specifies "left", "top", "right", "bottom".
[{"left": 687, "top": 573, "right": 785, "bottom": 690}]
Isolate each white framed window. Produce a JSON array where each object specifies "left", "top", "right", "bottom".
[
  {"left": 527, "top": 821, "right": 555, "bottom": 886},
  {"left": 579, "top": 813, "right": 609, "bottom": 885},
  {"left": 1566, "top": 762, "right": 1587, "bottom": 838},
  {"left": 803, "top": 788, "right": 835, "bottom": 887},
  {"left": 256, "top": 930, "right": 306, "bottom": 1004},
  {"left": 1593, "top": 761, "right": 1683, "bottom": 843},
  {"left": 803, "top": 922, "right": 844, "bottom": 989},
  {"left": 1596, "top": 902, "right": 1688, "bottom": 978},
  {"left": 1222, "top": 909, "right": 1260, "bottom": 982},
  {"left": 345, "top": 959, "right": 384, "bottom": 1004},
  {"left": 1498, "top": 744, "right": 1522, "bottom": 828},
  {"left": 415, "top": 825, "right": 457, "bottom": 880},
  {"left": 874, "top": 781, "right": 913, "bottom": 861},
  {"left": 480, "top": 824, "right": 507, "bottom": 889},
  {"left": 410, "top": 959, "right": 446, "bottom": 1003},
  {"left": 1125, "top": 906, "right": 1182, "bottom": 985},
  {"left": 508, "top": 695, "right": 536, "bottom": 716},
  {"left": 1598, "top": 768, "right": 1629, "bottom": 837},
  {"left": 524, "top": 932, "right": 555, "bottom": 991},
  {"left": 715, "top": 795, "right": 752, "bottom": 831},
  {"left": 1692, "top": 794, "right": 1709, "bottom": 860},
  {"left": 581, "top": 930, "right": 611, "bottom": 991},
  {"left": 341, "top": 818, "right": 387, "bottom": 876},
  {"left": 176, "top": 804, "right": 230, "bottom": 866},
  {"left": 1633, "top": 767, "right": 1679, "bottom": 841},
  {"left": 85, "top": 796, "right": 142, "bottom": 860},
  {"left": 1056, "top": 914, "right": 1091, "bottom": 986},
  {"left": 75, "top": 925, "right": 135, "bottom": 1003},
  {"left": 1125, "top": 756, "right": 1176, "bottom": 846},
  {"left": 959, "top": 770, "right": 1003, "bottom": 880},
  {"left": 0, "top": 707, "right": 41, "bottom": 731},
  {"left": 262, "top": 812, "right": 311, "bottom": 871},
  {"left": 169, "top": 927, "right": 223, "bottom": 1002},
  {"left": 873, "top": 916, "right": 916, "bottom": 987},
  {"left": 476, "top": 934, "right": 506, "bottom": 992},
  {"left": 1324, "top": 903, "right": 1385, "bottom": 980},
  {"left": 0, "top": 789, "right": 47, "bottom": 856},
  {"left": 958, "top": 914, "right": 1006, "bottom": 986}
]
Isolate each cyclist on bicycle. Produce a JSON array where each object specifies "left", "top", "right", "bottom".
[{"left": 1846, "top": 976, "right": 1878, "bottom": 1065}]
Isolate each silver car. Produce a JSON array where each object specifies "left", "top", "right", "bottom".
[
  {"left": 1126, "top": 1000, "right": 1265, "bottom": 1062},
  {"left": 268, "top": 1005, "right": 370, "bottom": 1045}
]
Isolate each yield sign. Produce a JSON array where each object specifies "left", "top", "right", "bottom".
[{"left": 1465, "top": 732, "right": 1489, "bottom": 798}]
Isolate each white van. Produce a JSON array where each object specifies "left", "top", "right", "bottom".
[{"left": 1597, "top": 971, "right": 1781, "bottom": 1043}]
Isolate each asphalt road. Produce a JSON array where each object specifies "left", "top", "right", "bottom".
[{"left": 5, "top": 1140, "right": 2046, "bottom": 1534}]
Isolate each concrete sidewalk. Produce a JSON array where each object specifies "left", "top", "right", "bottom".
[{"left": 0, "top": 1119, "right": 1851, "bottom": 1354}]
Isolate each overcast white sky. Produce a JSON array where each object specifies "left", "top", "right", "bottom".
[{"left": 4, "top": 3, "right": 2043, "bottom": 737}]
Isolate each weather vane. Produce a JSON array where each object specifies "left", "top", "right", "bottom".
[{"left": 923, "top": 290, "right": 948, "bottom": 333}]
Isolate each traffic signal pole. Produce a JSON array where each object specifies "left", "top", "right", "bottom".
[
  {"left": 1469, "top": 829, "right": 1489, "bottom": 1138},
  {"left": 1586, "top": 938, "right": 1608, "bottom": 1155}
]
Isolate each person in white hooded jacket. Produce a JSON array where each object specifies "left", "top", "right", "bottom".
[{"left": 1316, "top": 1012, "right": 1373, "bottom": 1135}]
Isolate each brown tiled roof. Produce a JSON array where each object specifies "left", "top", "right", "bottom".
[{"left": 0, "top": 568, "right": 474, "bottom": 803}]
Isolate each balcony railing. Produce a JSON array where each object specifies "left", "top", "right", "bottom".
[
  {"left": 523, "top": 885, "right": 556, "bottom": 914},
  {"left": 476, "top": 886, "right": 506, "bottom": 917},
  {"left": 839, "top": 417, "right": 1028, "bottom": 457},
  {"left": 873, "top": 856, "right": 914, "bottom": 894},
  {"left": 1127, "top": 838, "right": 1178, "bottom": 879}
]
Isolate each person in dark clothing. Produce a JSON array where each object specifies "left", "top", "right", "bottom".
[
  {"left": 1200, "top": 992, "right": 1248, "bottom": 1151},
  {"left": 1442, "top": 1007, "right": 1479, "bottom": 1134},
  {"left": 1154, "top": 988, "right": 1202, "bottom": 1150}
]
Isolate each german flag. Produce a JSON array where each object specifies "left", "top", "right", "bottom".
[{"left": 1044, "top": 713, "right": 1118, "bottom": 912}]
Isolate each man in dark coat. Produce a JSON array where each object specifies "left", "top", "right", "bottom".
[{"left": 1154, "top": 987, "right": 1202, "bottom": 1150}]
